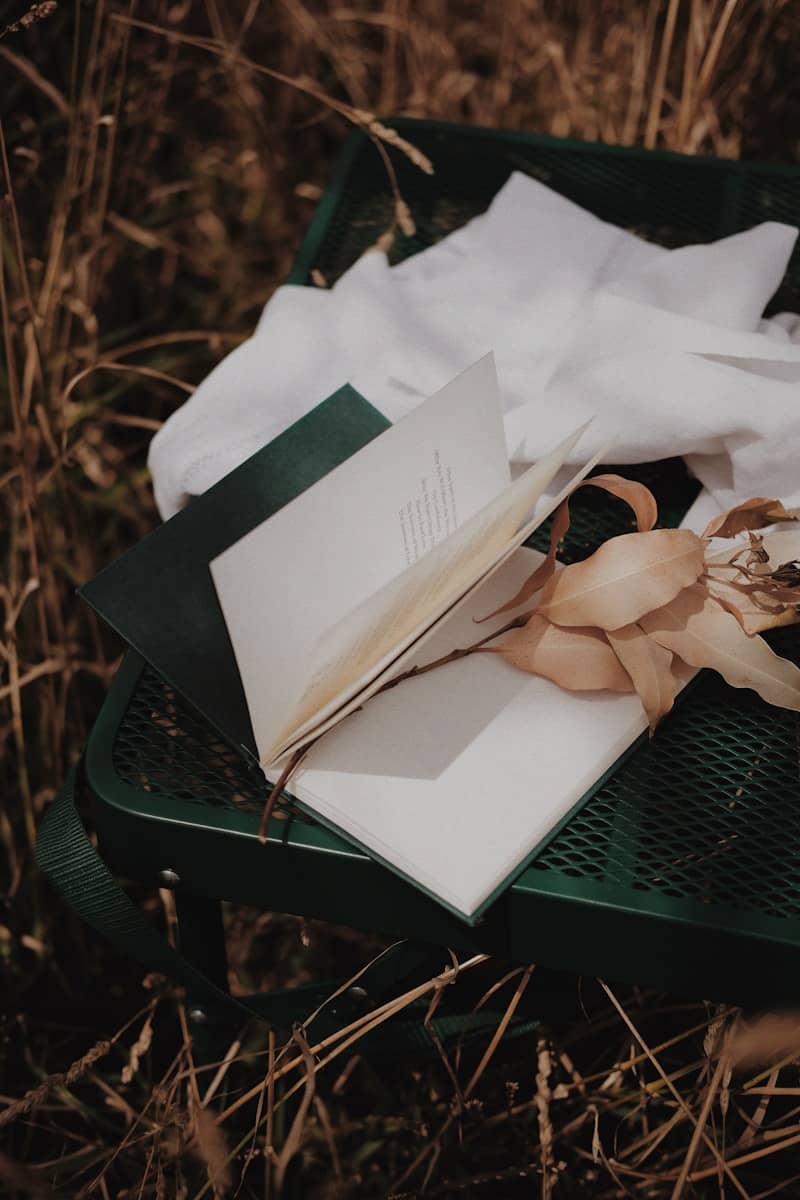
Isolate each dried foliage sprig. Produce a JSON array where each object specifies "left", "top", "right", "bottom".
[
  {"left": 6, "top": 3, "right": 800, "bottom": 1194},
  {"left": 263, "top": 483, "right": 800, "bottom": 827},
  {"left": 111, "top": 15, "right": 434, "bottom": 177},
  {"left": 387, "top": 480, "right": 800, "bottom": 739},
  {"left": 0, "top": 1, "right": 57, "bottom": 42},
  {"left": 494, "top": 483, "right": 800, "bottom": 731}
]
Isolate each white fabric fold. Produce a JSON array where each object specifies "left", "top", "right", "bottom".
[{"left": 149, "top": 171, "right": 799, "bottom": 520}]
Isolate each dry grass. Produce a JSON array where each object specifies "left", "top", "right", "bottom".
[{"left": 3, "top": 1, "right": 800, "bottom": 1196}]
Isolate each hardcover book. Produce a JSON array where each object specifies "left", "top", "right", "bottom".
[{"left": 84, "top": 355, "right": 669, "bottom": 921}]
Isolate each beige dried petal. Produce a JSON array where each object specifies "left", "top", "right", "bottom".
[
  {"left": 480, "top": 474, "right": 659, "bottom": 622},
  {"left": 709, "top": 530, "right": 800, "bottom": 573},
  {"left": 705, "top": 530, "right": 800, "bottom": 634},
  {"left": 538, "top": 529, "right": 705, "bottom": 631},
  {"left": 705, "top": 578, "right": 797, "bottom": 634},
  {"left": 606, "top": 623, "right": 678, "bottom": 732},
  {"left": 703, "top": 496, "right": 800, "bottom": 539},
  {"left": 640, "top": 584, "right": 800, "bottom": 712},
  {"left": 582, "top": 474, "right": 658, "bottom": 532},
  {"left": 705, "top": 584, "right": 758, "bottom": 632},
  {"left": 501, "top": 614, "right": 634, "bottom": 693},
  {"left": 479, "top": 497, "right": 571, "bottom": 620}
]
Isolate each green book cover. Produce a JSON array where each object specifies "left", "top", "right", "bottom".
[{"left": 81, "top": 386, "right": 390, "bottom": 758}]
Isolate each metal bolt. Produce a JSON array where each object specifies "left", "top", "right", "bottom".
[
  {"left": 158, "top": 868, "right": 180, "bottom": 888},
  {"left": 347, "top": 985, "right": 371, "bottom": 1011},
  {"left": 188, "top": 1006, "right": 208, "bottom": 1025}
]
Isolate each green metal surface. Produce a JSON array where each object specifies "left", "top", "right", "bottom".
[{"left": 87, "top": 118, "right": 800, "bottom": 1006}]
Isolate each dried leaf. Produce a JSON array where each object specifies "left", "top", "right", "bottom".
[
  {"left": 479, "top": 474, "right": 659, "bottom": 621},
  {"left": 606, "top": 624, "right": 678, "bottom": 731},
  {"left": 705, "top": 531, "right": 800, "bottom": 634},
  {"left": 582, "top": 473, "right": 658, "bottom": 533},
  {"left": 480, "top": 497, "right": 572, "bottom": 619},
  {"left": 538, "top": 529, "right": 705, "bottom": 631},
  {"left": 705, "top": 585, "right": 756, "bottom": 633},
  {"left": 711, "top": 576, "right": 798, "bottom": 606},
  {"left": 501, "top": 614, "right": 634, "bottom": 693},
  {"left": 705, "top": 581, "right": 797, "bottom": 636},
  {"left": 640, "top": 584, "right": 800, "bottom": 712},
  {"left": 703, "top": 497, "right": 800, "bottom": 539}
]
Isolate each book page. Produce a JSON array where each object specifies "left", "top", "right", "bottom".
[
  {"left": 268, "top": 423, "right": 596, "bottom": 763},
  {"left": 284, "top": 548, "right": 694, "bottom": 919},
  {"left": 269, "top": 430, "right": 604, "bottom": 764},
  {"left": 211, "top": 354, "right": 510, "bottom": 764}
]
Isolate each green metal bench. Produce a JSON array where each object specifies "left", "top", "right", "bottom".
[{"left": 38, "top": 119, "right": 800, "bottom": 1025}]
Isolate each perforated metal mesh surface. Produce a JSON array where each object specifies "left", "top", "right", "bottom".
[
  {"left": 532, "top": 627, "right": 800, "bottom": 920},
  {"left": 111, "top": 121, "right": 800, "bottom": 925},
  {"left": 303, "top": 123, "right": 800, "bottom": 312},
  {"left": 112, "top": 596, "right": 800, "bottom": 923},
  {"left": 114, "top": 669, "right": 258, "bottom": 811},
  {"left": 113, "top": 667, "right": 301, "bottom": 820}
]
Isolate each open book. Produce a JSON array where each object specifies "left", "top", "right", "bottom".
[
  {"left": 210, "top": 356, "right": 688, "bottom": 920},
  {"left": 284, "top": 548, "right": 679, "bottom": 920},
  {"left": 210, "top": 355, "right": 602, "bottom": 770},
  {"left": 83, "top": 357, "right": 680, "bottom": 922}
]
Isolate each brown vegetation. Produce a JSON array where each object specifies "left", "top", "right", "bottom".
[{"left": 3, "top": 2, "right": 800, "bottom": 1196}]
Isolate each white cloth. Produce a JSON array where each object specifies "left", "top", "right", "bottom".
[{"left": 149, "top": 172, "right": 800, "bottom": 520}]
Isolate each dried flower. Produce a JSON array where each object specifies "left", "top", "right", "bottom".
[{"left": 495, "top": 487, "right": 800, "bottom": 731}]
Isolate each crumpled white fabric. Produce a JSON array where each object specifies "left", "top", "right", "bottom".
[{"left": 148, "top": 171, "right": 800, "bottom": 521}]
